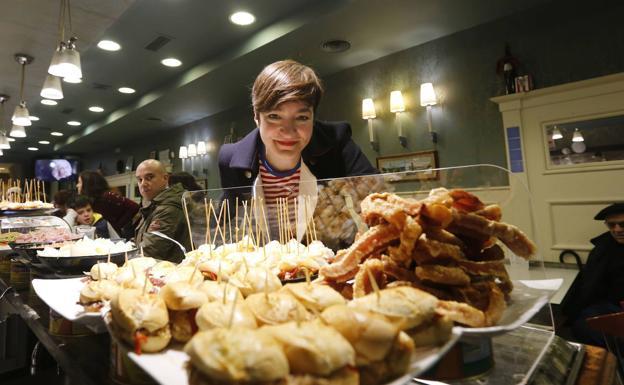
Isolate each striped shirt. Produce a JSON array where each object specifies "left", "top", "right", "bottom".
[{"left": 259, "top": 161, "right": 300, "bottom": 239}]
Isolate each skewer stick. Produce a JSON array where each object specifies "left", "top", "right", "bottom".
[
  {"left": 276, "top": 198, "right": 282, "bottom": 245},
  {"left": 310, "top": 197, "right": 318, "bottom": 242},
  {"left": 264, "top": 268, "right": 270, "bottom": 301},
  {"left": 304, "top": 267, "right": 311, "bottom": 288},
  {"left": 226, "top": 199, "right": 232, "bottom": 244},
  {"left": 97, "top": 262, "right": 102, "bottom": 281},
  {"left": 304, "top": 196, "right": 311, "bottom": 248},
  {"left": 217, "top": 261, "right": 222, "bottom": 285},
  {"left": 182, "top": 197, "right": 195, "bottom": 251},
  {"left": 260, "top": 199, "right": 270, "bottom": 245},
  {"left": 131, "top": 263, "right": 137, "bottom": 278},
  {"left": 107, "top": 253, "right": 111, "bottom": 263},
  {"left": 235, "top": 197, "right": 239, "bottom": 244},
  {"left": 240, "top": 201, "right": 248, "bottom": 247},
  {"left": 254, "top": 198, "right": 260, "bottom": 248},
  {"left": 222, "top": 282, "right": 228, "bottom": 304},
  {"left": 140, "top": 246, "right": 145, "bottom": 258},
  {"left": 366, "top": 268, "right": 381, "bottom": 303},
  {"left": 227, "top": 292, "right": 238, "bottom": 329},
  {"left": 189, "top": 262, "right": 199, "bottom": 283},
  {"left": 244, "top": 200, "right": 256, "bottom": 248},
  {"left": 42, "top": 180, "right": 47, "bottom": 203},
  {"left": 142, "top": 273, "right": 149, "bottom": 296},
  {"left": 204, "top": 198, "right": 210, "bottom": 245}
]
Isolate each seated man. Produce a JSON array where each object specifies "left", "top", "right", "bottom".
[
  {"left": 64, "top": 195, "right": 119, "bottom": 239},
  {"left": 134, "top": 159, "right": 190, "bottom": 262},
  {"left": 562, "top": 203, "right": 624, "bottom": 347}
]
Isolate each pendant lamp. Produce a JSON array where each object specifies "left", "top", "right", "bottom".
[{"left": 12, "top": 54, "right": 33, "bottom": 127}]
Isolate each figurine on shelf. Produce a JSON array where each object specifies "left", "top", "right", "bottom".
[{"left": 496, "top": 44, "right": 520, "bottom": 95}]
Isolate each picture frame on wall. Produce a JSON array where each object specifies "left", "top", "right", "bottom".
[{"left": 376, "top": 150, "right": 439, "bottom": 181}]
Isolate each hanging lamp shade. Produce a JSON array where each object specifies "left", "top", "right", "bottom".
[
  {"left": 54, "top": 42, "right": 82, "bottom": 79},
  {"left": 551, "top": 126, "right": 563, "bottom": 140},
  {"left": 41, "top": 74, "right": 64, "bottom": 100},
  {"left": 10, "top": 124, "right": 26, "bottom": 138},
  {"left": 47, "top": 46, "right": 64, "bottom": 76},
  {"left": 572, "top": 128, "right": 584, "bottom": 142},
  {"left": 0, "top": 135, "right": 10, "bottom": 150},
  {"left": 12, "top": 102, "right": 31, "bottom": 126}
]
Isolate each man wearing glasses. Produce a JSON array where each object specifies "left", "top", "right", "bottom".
[{"left": 563, "top": 203, "right": 624, "bottom": 346}]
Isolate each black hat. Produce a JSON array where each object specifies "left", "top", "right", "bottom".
[{"left": 594, "top": 203, "right": 624, "bottom": 220}]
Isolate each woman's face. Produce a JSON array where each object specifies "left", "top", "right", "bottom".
[
  {"left": 77, "top": 176, "right": 83, "bottom": 194},
  {"left": 256, "top": 100, "right": 313, "bottom": 171}
]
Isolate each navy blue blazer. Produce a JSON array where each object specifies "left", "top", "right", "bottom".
[{"left": 218, "top": 120, "right": 377, "bottom": 198}]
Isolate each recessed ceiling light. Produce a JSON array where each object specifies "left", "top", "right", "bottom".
[
  {"left": 29, "top": 115, "right": 39, "bottom": 121},
  {"left": 230, "top": 11, "right": 255, "bottom": 25},
  {"left": 63, "top": 77, "right": 82, "bottom": 84},
  {"left": 7, "top": 137, "right": 15, "bottom": 142},
  {"left": 67, "top": 121, "right": 81, "bottom": 126},
  {"left": 161, "top": 58, "right": 182, "bottom": 67},
  {"left": 118, "top": 87, "right": 135, "bottom": 94},
  {"left": 38, "top": 140, "right": 50, "bottom": 145},
  {"left": 51, "top": 132, "right": 63, "bottom": 136},
  {"left": 97, "top": 40, "right": 121, "bottom": 51},
  {"left": 28, "top": 147, "right": 39, "bottom": 151},
  {"left": 89, "top": 106, "right": 104, "bottom": 112},
  {"left": 41, "top": 99, "right": 58, "bottom": 106}
]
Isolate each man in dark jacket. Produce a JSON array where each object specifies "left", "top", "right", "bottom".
[
  {"left": 562, "top": 203, "right": 624, "bottom": 346},
  {"left": 134, "top": 160, "right": 191, "bottom": 263}
]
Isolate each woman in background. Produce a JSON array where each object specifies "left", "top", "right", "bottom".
[{"left": 77, "top": 170, "right": 139, "bottom": 240}]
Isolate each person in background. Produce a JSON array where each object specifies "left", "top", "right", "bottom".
[
  {"left": 169, "top": 172, "right": 203, "bottom": 191},
  {"left": 52, "top": 189, "right": 73, "bottom": 218},
  {"left": 64, "top": 195, "right": 119, "bottom": 239},
  {"left": 77, "top": 171, "right": 140, "bottom": 240},
  {"left": 134, "top": 160, "right": 190, "bottom": 262},
  {"left": 562, "top": 203, "right": 624, "bottom": 347}
]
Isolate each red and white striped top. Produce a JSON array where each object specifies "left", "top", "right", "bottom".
[{"left": 259, "top": 162, "right": 300, "bottom": 238}]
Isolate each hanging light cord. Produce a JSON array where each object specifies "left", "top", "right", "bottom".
[
  {"left": 66, "top": 0, "right": 73, "bottom": 37},
  {"left": 19, "top": 61, "right": 25, "bottom": 102},
  {"left": 57, "top": 0, "right": 66, "bottom": 43}
]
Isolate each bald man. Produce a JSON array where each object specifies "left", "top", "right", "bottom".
[{"left": 134, "top": 159, "right": 190, "bottom": 262}]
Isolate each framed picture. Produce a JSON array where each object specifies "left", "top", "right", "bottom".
[
  {"left": 376, "top": 150, "right": 439, "bottom": 181},
  {"left": 148, "top": 150, "right": 157, "bottom": 159}
]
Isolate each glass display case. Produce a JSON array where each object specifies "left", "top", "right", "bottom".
[{"left": 178, "top": 165, "right": 577, "bottom": 384}]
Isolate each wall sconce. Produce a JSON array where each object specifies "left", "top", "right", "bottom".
[
  {"left": 420, "top": 82, "right": 438, "bottom": 143},
  {"left": 197, "top": 141, "right": 207, "bottom": 155},
  {"left": 187, "top": 143, "right": 197, "bottom": 157},
  {"left": 362, "top": 98, "right": 378, "bottom": 151},
  {"left": 179, "top": 145, "right": 188, "bottom": 171},
  {"left": 390, "top": 90, "right": 406, "bottom": 147}
]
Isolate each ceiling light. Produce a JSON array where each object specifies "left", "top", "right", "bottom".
[
  {"left": 49, "top": 36, "right": 82, "bottom": 80},
  {"left": 67, "top": 121, "right": 81, "bottom": 126},
  {"left": 89, "top": 106, "right": 104, "bottom": 112},
  {"left": 40, "top": 74, "right": 64, "bottom": 100},
  {"left": 63, "top": 76, "right": 82, "bottom": 84},
  {"left": 38, "top": 140, "right": 50, "bottom": 144},
  {"left": 161, "top": 58, "right": 182, "bottom": 67},
  {"left": 10, "top": 124, "right": 26, "bottom": 138},
  {"left": 12, "top": 54, "right": 33, "bottom": 127},
  {"left": 97, "top": 40, "right": 121, "bottom": 51},
  {"left": 0, "top": 135, "right": 10, "bottom": 150},
  {"left": 118, "top": 87, "right": 135, "bottom": 94},
  {"left": 7, "top": 137, "right": 15, "bottom": 142},
  {"left": 41, "top": 99, "right": 58, "bottom": 106},
  {"left": 28, "top": 147, "right": 39, "bottom": 151},
  {"left": 229, "top": 11, "right": 255, "bottom": 25},
  {"left": 51, "top": 131, "right": 63, "bottom": 136},
  {"left": 29, "top": 115, "right": 39, "bottom": 121}
]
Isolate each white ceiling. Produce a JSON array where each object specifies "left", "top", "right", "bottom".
[{"left": 0, "top": 0, "right": 551, "bottom": 157}]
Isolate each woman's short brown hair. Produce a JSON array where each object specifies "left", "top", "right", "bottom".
[{"left": 252, "top": 60, "right": 324, "bottom": 114}]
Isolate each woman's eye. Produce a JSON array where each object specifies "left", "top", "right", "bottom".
[
  {"left": 297, "top": 115, "right": 310, "bottom": 121},
  {"left": 267, "top": 114, "right": 280, "bottom": 119}
]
